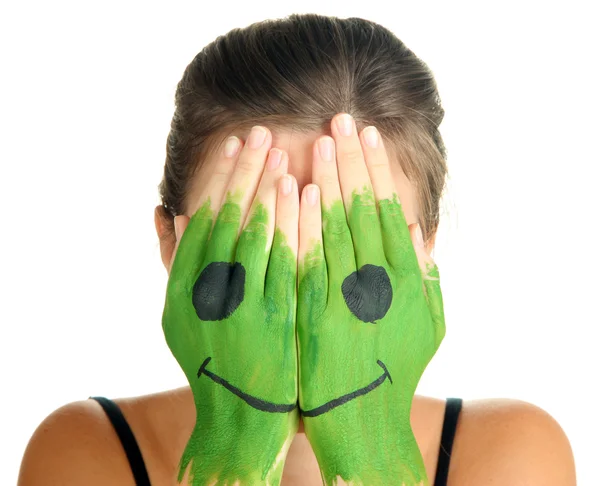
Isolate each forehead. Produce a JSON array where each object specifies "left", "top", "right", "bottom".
[{"left": 185, "top": 129, "right": 419, "bottom": 226}]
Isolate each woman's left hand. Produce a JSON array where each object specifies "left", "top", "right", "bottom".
[{"left": 297, "top": 113, "right": 446, "bottom": 485}]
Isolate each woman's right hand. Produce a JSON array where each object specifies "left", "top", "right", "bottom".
[{"left": 162, "top": 126, "right": 300, "bottom": 485}]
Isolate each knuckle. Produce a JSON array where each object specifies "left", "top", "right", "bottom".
[
  {"left": 317, "top": 172, "right": 340, "bottom": 188},
  {"left": 276, "top": 196, "right": 294, "bottom": 214},
  {"left": 338, "top": 147, "right": 364, "bottom": 165},
  {"left": 209, "top": 168, "right": 232, "bottom": 185},
  {"left": 235, "top": 155, "right": 260, "bottom": 175},
  {"left": 300, "top": 220, "right": 322, "bottom": 241},
  {"left": 208, "top": 159, "right": 236, "bottom": 185},
  {"left": 323, "top": 214, "right": 349, "bottom": 237},
  {"left": 302, "top": 215, "right": 321, "bottom": 232},
  {"left": 367, "top": 158, "right": 390, "bottom": 171}
]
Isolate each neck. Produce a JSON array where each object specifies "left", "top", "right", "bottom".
[{"left": 281, "top": 431, "right": 322, "bottom": 484}]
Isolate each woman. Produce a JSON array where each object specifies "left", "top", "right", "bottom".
[{"left": 18, "top": 13, "right": 575, "bottom": 486}]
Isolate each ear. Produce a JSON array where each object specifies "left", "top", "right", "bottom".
[{"left": 154, "top": 205, "right": 190, "bottom": 274}]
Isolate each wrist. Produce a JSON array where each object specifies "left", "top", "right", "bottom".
[
  {"left": 179, "top": 409, "right": 298, "bottom": 485},
  {"left": 303, "top": 412, "right": 427, "bottom": 485}
]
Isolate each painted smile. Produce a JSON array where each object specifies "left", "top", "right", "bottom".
[
  {"left": 300, "top": 360, "right": 393, "bottom": 418},
  {"left": 197, "top": 357, "right": 296, "bottom": 413},
  {"left": 197, "top": 358, "right": 392, "bottom": 417}
]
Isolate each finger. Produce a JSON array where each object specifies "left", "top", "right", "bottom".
[
  {"left": 264, "top": 174, "right": 299, "bottom": 319},
  {"left": 330, "top": 113, "right": 386, "bottom": 268},
  {"left": 169, "top": 136, "right": 241, "bottom": 283},
  {"left": 204, "top": 126, "right": 272, "bottom": 264},
  {"left": 237, "top": 148, "right": 289, "bottom": 293},
  {"left": 297, "top": 183, "right": 328, "bottom": 412},
  {"left": 297, "top": 183, "right": 327, "bottom": 314},
  {"left": 167, "top": 215, "right": 190, "bottom": 274},
  {"left": 410, "top": 223, "right": 446, "bottom": 353},
  {"left": 311, "top": 135, "right": 355, "bottom": 289},
  {"left": 424, "top": 262, "right": 445, "bottom": 354},
  {"left": 360, "top": 125, "right": 420, "bottom": 276}
]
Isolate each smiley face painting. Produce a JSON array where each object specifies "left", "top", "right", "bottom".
[
  {"left": 162, "top": 118, "right": 446, "bottom": 486},
  {"left": 163, "top": 194, "right": 299, "bottom": 485},
  {"left": 297, "top": 192, "right": 445, "bottom": 486},
  {"left": 295, "top": 117, "right": 446, "bottom": 486},
  {"left": 162, "top": 122, "right": 303, "bottom": 486}
]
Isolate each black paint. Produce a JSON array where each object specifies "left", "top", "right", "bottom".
[
  {"left": 192, "top": 261, "right": 245, "bottom": 321},
  {"left": 197, "top": 357, "right": 296, "bottom": 413},
  {"left": 341, "top": 264, "right": 392, "bottom": 323},
  {"left": 300, "top": 360, "right": 392, "bottom": 418}
]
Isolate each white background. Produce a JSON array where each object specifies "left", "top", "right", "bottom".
[{"left": 1, "top": 1, "right": 598, "bottom": 484}]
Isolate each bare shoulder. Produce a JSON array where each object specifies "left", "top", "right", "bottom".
[
  {"left": 17, "top": 387, "right": 193, "bottom": 486},
  {"left": 448, "top": 398, "right": 576, "bottom": 486},
  {"left": 18, "top": 397, "right": 138, "bottom": 486},
  {"left": 18, "top": 392, "right": 577, "bottom": 486}
]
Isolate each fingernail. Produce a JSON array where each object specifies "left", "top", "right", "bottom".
[
  {"left": 223, "top": 136, "right": 240, "bottom": 158},
  {"left": 248, "top": 126, "right": 267, "bottom": 149},
  {"left": 307, "top": 185, "right": 319, "bottom": 206},
  {"left": 318, "top": 137, "right": 333, "bottom": 161},
  {"left": 336, "top": 114, "right": 354, "bottom": 137},
  {"left": 280, "top": 174, "right": 292, "bottom": 195},
  {"left": 364, "top": 126, "right": 379, "bottom": 148},
  {"left": 267, "top": 148, "right": 282, "bottom": 170}
]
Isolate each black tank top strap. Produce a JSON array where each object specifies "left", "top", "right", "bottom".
[
  {"left": 433, "top": 397, "right": 463, "bottom": 486},
  {"left": 89, "top": 396, "right": 152, "bottom": 486},
  {"left": 89, "top": 394, "right": 461, "bottom": 486}
]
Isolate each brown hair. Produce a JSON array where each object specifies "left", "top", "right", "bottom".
[{"left": 157, "top": 13, "right": 448, "bottom": 245}]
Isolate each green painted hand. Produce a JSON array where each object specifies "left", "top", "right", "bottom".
[
  {"left": 162, "top": 130, "right": 300, "bottom": 485},
  {"left": 297, "top": 116, "right": 446, "bottom": 485}
]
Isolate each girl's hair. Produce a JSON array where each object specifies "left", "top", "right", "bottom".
[{"left": 158, "top": 13, "right": 448, "bottom": 245}]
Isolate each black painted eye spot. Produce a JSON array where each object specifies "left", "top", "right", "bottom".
[
  {"left": 192, "top": 261, "right": 245, "bottom": 321},
  {"left": 341, "top": 264, "right": 392, "bottom": 323}
]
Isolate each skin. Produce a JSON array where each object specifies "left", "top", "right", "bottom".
[
  {"left": 17, "top": 114, "right": 578, "bottom": 486},
  {"left": 162, "top": 127, "right": 301, "bottom": 485},
  {"left": 296, "top": 116, "right": 445, "bottom": 485},
  {"left": 165, "top": 115, "right": 442, "bottom": 485}
]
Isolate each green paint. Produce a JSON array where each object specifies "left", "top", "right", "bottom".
[
  {"left": 297, "top": 188, "right": 446, "bottom": 486},
  {"left": 163, "top": 194, "right": 299, "bottom": 485}
]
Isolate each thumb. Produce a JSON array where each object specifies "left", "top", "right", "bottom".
[
  {"left": 174, "top": 215, "right": 190, "bottom": 243},
  {"left": 408, "top": 223, "right": 435, "bottom": 274},
  {"left": 169, "top": 215, "right": 191, "bottom": 272},
  {"left": 409, "top": 223, "right": 446, "bottom": 351}
]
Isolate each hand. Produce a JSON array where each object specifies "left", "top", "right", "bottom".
[
  {"left": 297, "top": 114, "right": 446, "bottom": 485},
  {"left": 162, "top": 127, "right": 300, "bottom": 485}
]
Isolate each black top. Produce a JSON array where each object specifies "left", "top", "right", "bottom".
[
  {"left": 90, "top": 396, "right": 151, "bottom": 486},
  {"left": 433, "top": 397, "right": 463, "bottom": 486},
  {"left": 90, "top": 396, "right": 462, "bottom": 486}
]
